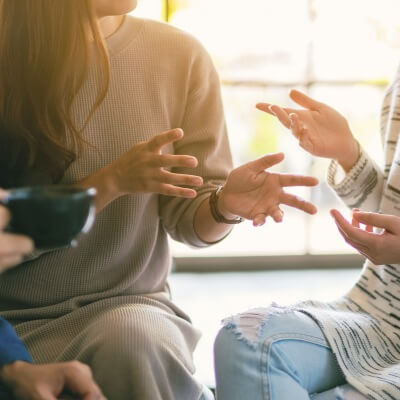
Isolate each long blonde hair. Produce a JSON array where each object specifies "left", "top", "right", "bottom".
[{"left": 0, "top": 0, "right": 110, "bottom": 186}]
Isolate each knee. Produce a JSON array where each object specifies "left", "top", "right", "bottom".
[
  {"left": 214, "top": 326, "right": 254, "bottom": 376},
  {"left": 214, "top": 326, "right": 239, "bottom": 367},
  {"left": 86, "top": 306, "right": 192, "bottom": 370}
]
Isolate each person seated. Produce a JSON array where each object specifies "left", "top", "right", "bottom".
[{"left": 214, "top": 88, "right": 400, "bottom": 400}]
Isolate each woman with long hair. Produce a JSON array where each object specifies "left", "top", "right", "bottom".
[{"left": 0, "top": 1, "right": 319, "bottom": 399}]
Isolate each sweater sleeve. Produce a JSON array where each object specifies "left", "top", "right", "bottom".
[
  {"left": 327, "top": 146, "right": 384, "bottom": 212},
  {"left": 159, "top": 39, "right": 234, "bottom": 248},
  {"left": 0, "top": 317, "right": 32, "bottom": 368}
]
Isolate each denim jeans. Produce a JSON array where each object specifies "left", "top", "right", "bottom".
[{"left": 214, "top": 310, "right": 368, "bottom": 400}]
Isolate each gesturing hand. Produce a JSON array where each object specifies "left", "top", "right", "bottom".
[
  {"left": 331, "top": 209, "right": 400, "bottom": 265},
  {"left": 218, "top": 152, "right": 318, "bottom": 226},
  {"left": 1, "top": 361, "right": 105, "bottom": 400},
  {"left": 256, "top": 90, "right": 359, "bottom": 171},
  {"left": 106, "top": 128, "right": 203, "bottom": 198}
]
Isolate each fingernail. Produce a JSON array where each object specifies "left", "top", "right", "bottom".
[{"left": 253, "top": 219, "right": 263, "bottom": 227}]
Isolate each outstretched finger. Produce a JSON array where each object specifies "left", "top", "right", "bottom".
[
  {"left": 256, "top": 103, "right": 299, "bottom": 117},
  {"left": 280, "top": 193, "right": 317, "bottom": 215},
  {"left": 147, "top": 128, "right": 184, "bottom": 152},
  {"left": 278, "top": 173, "right": 319, "bottom": 188},
  {"left": 289, "top": 90, "right": 323, "bottom": 111},
  {"left": 159, "top": 170, "right": 203, "bottom": 187},
  {"left": 353, "top": 211, "right": 400, "bottom": 233},
  {"left": 334, "top": 219, "right": 369, "bottom": 250},
  {"left": 150, "top": 154, "right": 198, "bottom": 169},
  {"left": 269, "top": 105, "right": 291, "bottom": 129},
  {"left": 270, "top": 207, "right": 284, "bottom": 223},
  {"left": 158, "top": 184, "right": 198, "bottom": 198},
  {"left": 330, "top": 209, "right": 375, "bottom": 247},
  {"left": 256, "top": 103, "right": 275, "bottom": 115},
  {"left": 253, "top": 213, "right": 267, "bottom": 227},
  {"left": 247, "top": 152, "right": 285, "bottom": 173}
]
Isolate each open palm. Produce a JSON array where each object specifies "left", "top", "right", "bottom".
[{"left": 220, "top": 153, "right": 318, "bottom": 226}]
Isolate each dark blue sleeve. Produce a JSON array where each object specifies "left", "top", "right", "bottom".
[{"left": 0, "top": 317, "right": 32, "bottom": 368}]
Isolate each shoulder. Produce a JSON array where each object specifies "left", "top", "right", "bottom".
[{"left": 126, "top": 16, "right": 212, "bottom": 63}]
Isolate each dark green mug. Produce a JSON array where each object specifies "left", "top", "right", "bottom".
[{"left": 0, "top": 186, "right": 96, "bottom": 249}]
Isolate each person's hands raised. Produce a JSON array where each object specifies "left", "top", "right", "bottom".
[
  {"left": 105, "top": 128, "right": 203, "bottom": 198},
  {"left": 257, "top": 90, "right": 359, "bottom": 172},
  {"left": 218, "top": 152, "right": 318, "bottom": 226}
]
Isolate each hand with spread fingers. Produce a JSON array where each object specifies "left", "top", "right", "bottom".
[
  {"left": 103, "top": 128, "right": 203, "bottom": 198},
  {"left": 0, "top": 190, "right": 33, "bottom": 273},
  {"left": 80, "top": 128, "right": 205, "bottom": 212},
  {"left": 256, "top": 90, "right": 360, "bottom": 172},
  {"left": 218, "top": 152, "right": 319, "bottom": 227},
  {"left": 331, "top": 208, "right": 400, "bottom": 265}
]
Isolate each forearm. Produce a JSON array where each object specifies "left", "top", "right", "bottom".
[{"left": 193, "top": 195, "right": 234, "bottom": 244}]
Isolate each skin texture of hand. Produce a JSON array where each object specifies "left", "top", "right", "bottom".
[
  {"left": 218, "top": 152, "right": 319, "bottom": 226},
  {"left": 0, "top": 361, "right": 106, "bottom": 400},
  {"left": 104, "top": 128, "right": 203, "bottom": 198},
  {"left": 256, "top": 90, "right": 359, "bottom": 172},
  {"left": 0, "top": 191, "right": 34, "bottom": 272},
  {"left": 331, "top": 208, "right": 400, "bottom": 265},
  {"left": 78, "top": 128, "right": 204, "bottom": 213}
]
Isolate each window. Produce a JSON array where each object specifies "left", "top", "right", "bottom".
[{"left": 134, "top": 0, "right": 399, "bottom": 259}]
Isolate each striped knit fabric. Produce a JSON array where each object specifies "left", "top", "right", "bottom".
[
  {"left": 0, "top": 16, "right": 232, "bottom": 399},
  {"left": 224, "top": 67, "right": 400, "bottom": 400}
]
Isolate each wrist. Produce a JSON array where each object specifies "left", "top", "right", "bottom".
[
  {"left": 217, "top": 188, "right": 238, "bottom": 220},
  {"left": 208, "top": 186, "right": 243, "bottom": 224},
  {"left": 77, "top": 165, "right": 121, "bottom": 211},
  {"left": 336, "top": 139, "right": 360, "bottom": 173}
]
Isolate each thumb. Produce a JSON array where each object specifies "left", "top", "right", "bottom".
[
  {"left": 290, "top": 90, "right": 323, "bottom": 111},
  {"left": 248, "top": 152, "right": 285, "bottom": 172}
]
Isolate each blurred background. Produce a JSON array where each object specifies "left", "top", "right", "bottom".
[{"left": 131, "top": 0, "right": 400, "bottom": 388}]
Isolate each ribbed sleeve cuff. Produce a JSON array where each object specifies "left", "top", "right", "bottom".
[{"left": 327, "top": 147, "right": 381, "bottom": 210}]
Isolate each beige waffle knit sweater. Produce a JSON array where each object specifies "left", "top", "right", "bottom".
[{"left": 0, "top": 16, "right": 232, "bottom": 400}]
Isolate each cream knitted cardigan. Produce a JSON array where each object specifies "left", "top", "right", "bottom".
[{"left": 224, "top": 68, "right": 400, "bottom": 400}]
